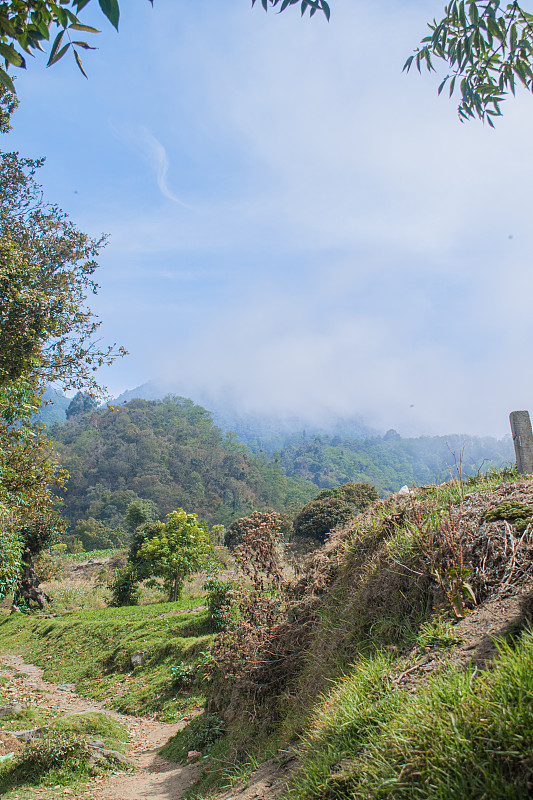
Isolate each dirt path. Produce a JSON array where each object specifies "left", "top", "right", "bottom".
[{"left": 0, "top": 654, "right": 203, "bottom": 800}]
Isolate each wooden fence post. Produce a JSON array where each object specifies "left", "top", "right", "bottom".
[{"left": 509, "top": 411, "right": 533, "bottom": 474}]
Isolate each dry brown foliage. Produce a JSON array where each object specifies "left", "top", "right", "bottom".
[{"left": 208, "top": 480, "right": 533, "bottom": 730}]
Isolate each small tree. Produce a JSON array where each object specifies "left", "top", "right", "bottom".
[
  {"left": 125, "top": 499, "right": 156, "bottom": 533},
  {"left": 138, "top": 509, "right": 217, "bottom": 602}
]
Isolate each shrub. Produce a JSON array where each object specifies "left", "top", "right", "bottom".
[
  {"left": 171, "top": 662, "right": 196, "bottom": 689},
  {"left": 185, "top": 713, "right": 226, "bottom": 752},
  {"left": 33, "top": 551, "right": 65, "bottom": 582},
  {"left": 293, "top": 496, "right": 355, "bottom": 542},
  {"left": 107, "top": 565, "right": 140, "bottom": 607},
  {"left": 171, "top": 651, "right": 217, "bottom": 689},
  {"left": 203, "top": 576, "right": 239, "bottom": 630},
  {"left": 13, "top": 730, "right": 91, "bottom": 781},
  {"left": 224, "top": 510, "right": 287, "bottom": 549},
  {"left": 314, "top": 481, "right": 379, "bottom": 509}
]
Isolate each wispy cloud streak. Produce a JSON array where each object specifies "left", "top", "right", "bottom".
[{"left": 138, "top": 127, "right": 191, "bottom": 207}]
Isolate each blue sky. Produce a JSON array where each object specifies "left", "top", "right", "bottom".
[{"left": 6, "top": 0, "right": 533, "bottom": 437}]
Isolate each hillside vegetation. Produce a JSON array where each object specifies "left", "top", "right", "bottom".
[
  {"left": 265, "top": 430, "right": 514, "bottom": 493},
  {"left": 45, "top": 393, "right": 514, "bottom": 553},
  {"left": 175, "top": 467, "right": 533, "bottom": 800},
  {"left": 48, "top": 396, "right": 316, "bottom": 537},
  {"left": 1, "top": 468, "right": 533, "bottom": 799}
]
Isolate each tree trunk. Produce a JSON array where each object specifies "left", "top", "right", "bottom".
[
  {"left": 13, "top": 547, "right": 51, "bottom": 611},
  {"left": 172, "top": 572, "right": 182, "bottom": 602}
]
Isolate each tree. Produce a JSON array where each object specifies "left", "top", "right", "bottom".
[
  {"left": 0, "top": 146, "right": 126, "bottom": 396},
  {"left": 405, "top": 0, "right": 533, "bottom": 124},
  {"left": 125, "top": 498, "right": 156, "bottom": 532},
  {"left": 0, "top": 85, "right": 124, "bottom": 605},
  {"left": 0, "top": 396, "right": 67, "bottom": 607},
  {"left": 0, "top": 0, "right": 531, "bottom": 124},
  {"left": 0, "top": 0, "right": 329, "bottom": 91},
  {"left": 0, "top": 0, "right": 150, "bottom": 91},
  {"left": 292, "top": 495, "right": 354, "bottom": 542},
  {"left": 0, "top": 508, "right": 23, "bottom": 599},
  {"left": 138, "top": 509, "right": 217, "bottom": 602}
]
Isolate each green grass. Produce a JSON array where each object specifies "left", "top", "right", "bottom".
[
  {"left": 286, "top": 629, "right": 533, "bottom": 800},
  {"left": 0, "top": 711, "right": 131, "bottom": 797},
  {"left": 0, "top": 598, "right": 214, "bottom": 720},
  {"left": 0, "top": 704, "right": 51, "bottom": 731},
  {"left": 49, "top": 711, "right": 130, "bottom": 751},
  {"left": 60, "top": 548, "right": 123, "bottom": 562}
]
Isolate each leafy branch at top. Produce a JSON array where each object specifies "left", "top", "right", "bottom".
[
  {"left": 0, "top": 0, "right": 154, "bottom": 90},
  {"left": 3, "top": 0, "right": 532, "bottom": 125},
  {"left": 252, "top": 0, "right": 330, "bottom": 21},
  {"left": 405, "top": 0, "right": 533, "bottom": 124},
  {"left": 0, "top": 0, "right": 330, "bottom": 92}
]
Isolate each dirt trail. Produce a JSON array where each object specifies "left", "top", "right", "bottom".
[{"left": 0, "top": 654, "right": 203, "bottom": 800}]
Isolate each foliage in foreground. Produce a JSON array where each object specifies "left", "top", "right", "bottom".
[
  {"left": 193, "top": 468, "right": 528, "bottom": 795},
  {"left": 288, "top": 629, "right": 533, "bottom": 800},
  {"left": 0, "top": 712, "right": 130, "bottom": 793}
]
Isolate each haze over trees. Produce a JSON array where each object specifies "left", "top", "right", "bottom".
[{"left": 41, "top": 391, "right": 515, "bottom": 553}]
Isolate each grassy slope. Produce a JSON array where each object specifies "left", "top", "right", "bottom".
[
  {"left": 2, "top": 469, "right": 533, "bottom": 800},
  {"left": 283, "top": 473, "right": 533, "bottom": 799},
  {"left": 0, "top": 598, "right": 213, "bottom": 720},
  {"left": 288, "top": 632, "right": 533, "bottom": 800},
  {"left": 176, "top": 468, "right": 533, "bottom": 800}
]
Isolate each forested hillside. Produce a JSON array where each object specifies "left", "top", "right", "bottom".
[
  {"left": 267, "top": 430, "right": 514, "bottom": 493},
  {"left": 47, "top": 392, "right": 515, "bottom": 549},
  {"left": 48, "top": 396, "right": 316, "bottom": 538}
]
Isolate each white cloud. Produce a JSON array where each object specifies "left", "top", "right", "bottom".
[
  {"left": 137, "top": 127, "right": 192, "bottom": 207},
  {"left": 8, "top": 0, "right": 533, "bottom": 439}
]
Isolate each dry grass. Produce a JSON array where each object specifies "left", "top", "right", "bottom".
[{"left": 41, "top": 578, "right": 109, "bottom": 612}]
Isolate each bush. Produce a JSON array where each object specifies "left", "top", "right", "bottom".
[
  {"left": 203, "top": 576, "right": 239, "bottom": 630},
  {"left": 107, "top": 565, "right": 140, "bottom": 607},
  {"left": 171, "top": 651, "right": 217, "bottom": 689},
  {"left": 13, "top": 730, "right": 91, "bottom": 781},
  {"left": 224, "top": 511, "right": 287, "bottom": 549},
  {"left": 73, "top": 517, "right": 128, "bottom": 551},
  {"left": 293, "top": 483, "right": 379, "bottom": 543},
  {"left": 33, "top": 551, "right": 65, "bottom": 582},
  {"left": 184, "top": 713, "right": 226, "bottom": 752},
  {"left": 314, "top": 481, "right": 379, "bottom": 508},
  {"left": 170, "top": 662, "right": 196, "bottom": 688},
  {"left": 292, "top": 496, "right": 355, "bottom": 542}
]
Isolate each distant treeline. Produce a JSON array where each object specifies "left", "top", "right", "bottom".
[{"left": 256, "top": 429, "right": 514, "bottom": 494}]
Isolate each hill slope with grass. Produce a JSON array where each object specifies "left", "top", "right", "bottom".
[
  {"left": 177, "top": 467, "right": 533, "bottom": 800},
  {"left": 1, "top": 468, "right": 533, "bottom": 799}
]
